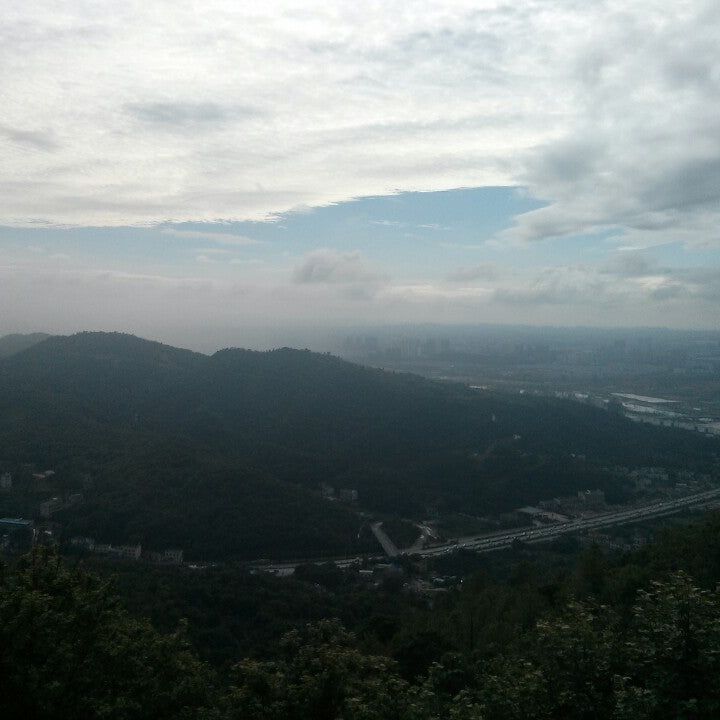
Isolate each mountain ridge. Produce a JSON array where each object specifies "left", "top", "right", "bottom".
[
  {"left": 0, "top": 332, "right": 52, "bottom": 358},
  {"left": 0, "top": 331, "right": 717, "bottom": 560}
]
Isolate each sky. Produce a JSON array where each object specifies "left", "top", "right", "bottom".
[{"left": 1, "top": 0, "right": 719, "bottom": 344}]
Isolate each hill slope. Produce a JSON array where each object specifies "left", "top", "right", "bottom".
[
  {"left": 0, "top": 332, "right": 717, "bottom": 560},
  {"left": 0, "top": 332, "right": 51, "bottom": 358}
]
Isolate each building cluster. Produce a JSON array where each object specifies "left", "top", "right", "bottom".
[
  {"left": 69, "top": 536, "right": 183, "bottom": 565},
  {"left": 534, "top": 489, "right": 608, "bottom": 519},
  {"left": 610, "top": 465, "right": 713, "bottom": 494},
  {"left": 516, "top": 506, "right": 570, "bottom": 524},
  {"left": 512, "top": 489, "right": 610, "bottom": 528},
  {"left": 581, "top": 529, "right": 649, "bottom": 553},
  {"left": 627, "top": 466, "right": 670, "bottom": 491},
  {"left": 39, "top": 493, "right": 83, "bottom": 518},
  {"left": 341, "top": 334, "right": 452, "bottom": 361},
  {"left": 0, "top": 464, "right": 187, "bottom": 565},
  {"left": 94, "top": 542, "right": 143, "bottom": 560},
  {"left": 319, "top": 483, "right": 359, "bottom": 502},
  {"left": 0, "top": 517, "right": 34, "bottom": 552}
]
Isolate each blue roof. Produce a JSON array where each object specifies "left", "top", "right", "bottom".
[{"left": 0, "top": 517, "right": 33, "bottom": 528}]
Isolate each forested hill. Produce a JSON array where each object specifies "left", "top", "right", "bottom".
[
  {"left": 0, "top": 332, "right": 51, "bottom": 358},
  {"left": 0, "top": 332, "right": 717, "bottom": 560}
]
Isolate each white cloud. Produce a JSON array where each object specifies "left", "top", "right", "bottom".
[
  {"left": 161, "top": 229, "right": 261, "bottom": 245},
  {"left": 192, "top": 247, "right": 232, "bottom": 255},
  {"left": 500, "top": 1, "right": 720, "bottom": 248},
  {"left": 229, "top": 257, "right": 264, "bottom": 265},
  {"left": 1, "top": 0, "right": 718, "bottom": 335},
  {"left": 446, "top": 263, "right": 498, "bottom": 282},
  {"left": 293, "top": 249, "right": 383, "bottom": 284},
  {"left": 380, "top": 284, "right": 494, "bottom": 303},
  {"left": 4, "top": 0, "right": 714, "bottom": 245},
  {"left": 2, "top": 246, "right": 719, "bottom": 334}
]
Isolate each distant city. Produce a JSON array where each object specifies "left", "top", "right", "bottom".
[{"left": 334, "top": 325, "right": 720, "bottom": 436}]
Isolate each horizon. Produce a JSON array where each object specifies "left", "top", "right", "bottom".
[{"left": 3, "top": 322, "right": 720, "bottom": 357}]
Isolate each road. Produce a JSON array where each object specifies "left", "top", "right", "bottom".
[
  {"left": 369, "top": 522, "right": 399, "bottom": 557},
  {"left": 259, "top": 487, "right": 720, "bottom": 573},
  {"left": 421, "top": 487, "right": 720, "bottom": 557}
]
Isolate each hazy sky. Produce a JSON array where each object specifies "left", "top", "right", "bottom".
[{"left": 2, "top": 1, "right": 719, "bottom": 339}]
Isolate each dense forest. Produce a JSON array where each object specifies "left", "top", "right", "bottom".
[
  {"left": 1, "top": 332, "right": 718, "bottom": 560},
  {"left": 5, "top": 513, "right": 720, "bottom": 719},
  {"left": 0, "top": 332, "right": 50, "bottom": 358}
]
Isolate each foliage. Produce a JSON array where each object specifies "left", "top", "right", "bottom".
[
  {"left": 0, "top": 332, "right": 50, "bottom": 359},
  {"left": 216, "top": 621, "right": 418, "bottom": 720},
  {"left": 1, "top": 332, "right": 717, "bottom": 560},
  {"left": 7, "top": 529, "right": 720, "bottom": 718},
  {"left": 0, "top": 548, "right": 213, "bottom": 720}
]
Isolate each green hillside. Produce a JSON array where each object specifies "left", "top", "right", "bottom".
[
  {"left": 0, "top": 332, "right": 51, "bottom": 358},
  {"left": 0, "top": 332, "right": 717, "bottom": 560}
]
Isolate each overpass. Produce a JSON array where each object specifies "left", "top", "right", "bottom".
[{"left": 259, "top": 487, "right": 720, "bottom": 573}]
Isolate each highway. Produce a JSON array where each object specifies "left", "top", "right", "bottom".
[
  {"left": 259, "top": 487, "right": 720, "bottom": 573},
  {"left": 421, "top": 487, "right": 720, "bottom": 557}
]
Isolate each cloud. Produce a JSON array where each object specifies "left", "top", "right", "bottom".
[
  {"left": 192, "top": 247, "right": 231, "bottom": 255},
  {"left": 601, "top": 253, "right": 657, "bottom": 278},
  {"left": 493, "top": 267, "right": 613, "bottom": 307},
  {"left": 597, "top": 248, "right": 720, "bottom": 299},
  {"left": 500, "top": 0, "right": 720, "bottom": 248},
  {"left": 2, "top": 235, "right": 718, "bottom": 332},
  {"left": 229, "top": 257, "right": 264, "bottom": 265},
  {"left": 446, "top": 263, "right": 498, "bottom": 282},
  {"left": 0, "top": 123, "right": 59, "bottom": 152},
  {"left": 371, "top": 220, "right": 448, "bottom": 230},
  {"left": 161, "top": 228, "right": 261, "bottom": 246},
  {"left": 4, "top": 0, "right": 712, "bottom": 233},
  {"left": 489, "top": 259, "right": 720, "bottom": 312},
  {"left": 126, "top": 101, "right": 260, "bottom": 129},
  {"left": 293, "top": 249, "right": 383, "bottom": 285},
  {"left": 380, "top": 284, "right": 493, "bottom": 303},
  {"left": 0, "top": 0, "right": 717, "bottom": 351}
]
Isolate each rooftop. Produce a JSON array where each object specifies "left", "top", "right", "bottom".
[{"left": 0, "top": 517, "right": 33, "bottom": 528}]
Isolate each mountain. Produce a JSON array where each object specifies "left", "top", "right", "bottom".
[
  {"left": 0, "top": 332, "right": 717, "bottom": 561},
  {"left": 0, "top": 332, "right": 51, "bottom": 358}
]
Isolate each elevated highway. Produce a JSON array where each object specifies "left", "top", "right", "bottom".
[
  {"left": 260, "top": 487, "right": 720, "bottom": 572},
  {"left": 423, "top": 487, "right": 720, "bottom": 556}
]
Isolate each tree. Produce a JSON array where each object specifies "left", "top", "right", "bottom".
[
  {"left": 0, "top": 548, "right": 213, "bottom": 720},
  {"left": 217, "top": 620, "right": 424, "bottom": 720},
  {"left": 619, "top": 572, "right": 720, "bottom": 719}
]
